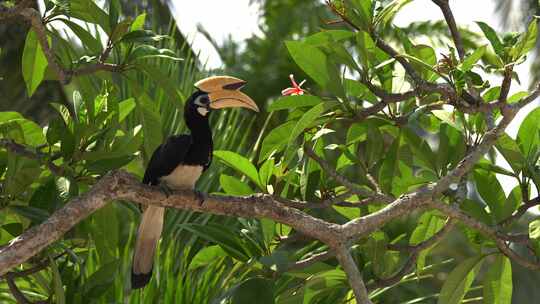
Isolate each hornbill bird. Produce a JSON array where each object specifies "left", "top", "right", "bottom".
[{"left": 131, "top": 76, "right": 259, "bottom": 289}]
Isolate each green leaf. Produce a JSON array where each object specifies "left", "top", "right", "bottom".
[
  {"left": 517, "top": 107, "right": 540, "bottom": 156},
  {"left": 374, "top": 0, "right": 413, "bottom": 28},
  {"left": 130, "top": 13, "right": 146, "bottom": 31},
  {"left": 474, "top": 170, "right": 507, "bottom": 222},
  {"left": 344, "top": 79, "right": 378, "bottom": 103},
  {"left": 259, "top": 158, "right": 275, "bottom": 188},
  {"left": 476, "top": 21, "right": 504, "bottom": 57},
  {"left": 304, "top": 30, "right": 354, "bottom": 46},
  {"left": 437, "top": 255, "right": 485, "bottom": 304},
  {"left": 183, "top": 224, "right": 251, "bottom": 261},
  {"left": 120, "top": 30, "right": 169, "bottom": 44},
  {"left": 403, "top": 127, "right": 437, "bottom": 172},
  {"left": 60, "top": 19, "right": 102, "bottom": 53},
  {"left": 49, "top": 256, "right": 66, "bottom": 304},
  {"left": 283, "top": 103, "right": 325, "bottom": 165},
  {"left": 188, "top": 245, "right": 226, "bottom": 270},
  {"left": 83, "top": 259, "right": 120, "bottom": 298},
  {"left": 510, "top": 19, "right": 538, "bottom": 60},
  {"left": 365, "top": 231, "right": 399, "bottom": 277},
  {"left": 129, "top": 45, "right": 182, "bottom": 61},
  {"left": 507, "top": 91, "right": 529, "bottom": 104},
  {"left": 214, "top": 151, "right": 262, "bottom": 189},
  {"left": 483, "top": 255, "right": 513, "bottom": 304},
  {"left": 409, "top": 212, "right": 445, "bottom": 271},
  {"left": 285, "top": 41, "right": 330, "bottom": 88},
  {"left": 460, "top": 45, "right": 487, "bottom": 71},
  {"left": 137, "top": 94, "right": 163, "bottom": 162},
  {"left": 259, "top": 120, "right": 296, "bottom": 162},
  {"left": 22, "top": 29, "right": 49, "bottom": 96},
  {"left": 409, "top": 44, "right": 437, "bottom": 79},
  {"left": 232, "top": 277, "right": 275, "bottom": 304},
  {"left": 220, "top": 174, "right": 254, "bottom": 195},
  {"left": 495, "top": 133, "right": 525, "bottom": 173},
  {"left": 118, "top": 98, "right": 136, "bottom": 122},
  {"left": 268, "top": 95, "right": 323, "bottom": 112},
  {"left": 10, "top": 206, "right": 49, "bottom": 224},
  {"left": 260, "top": 218, "right": 275, "bottom": 247},
  {"left": 91, "top": 204, "right": 119, "bottom": 263},
  {"left": 483, "top": 86, "right": 501, "bottom": 102},
  {"left": 109, "top": 18, "right": 133, "bottom": 43},
  {"left": 136, "top": 63, "right": 182, "bottom": 102},
  {"left": 529, "top": 218, "right": 540, "bottom": 240},
  {"left": 1, "top": 223, "right": 22, "bottom": 237},
  {"left": 70, "top": 0, "right": 110, "bottom": 32},
  {"left": 378, "top": 134, "right": 403, "bottom": 195}
]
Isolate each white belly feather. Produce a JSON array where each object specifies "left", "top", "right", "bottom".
[{"left": 160, "top": 165, "right": 203, "bottom": 190}]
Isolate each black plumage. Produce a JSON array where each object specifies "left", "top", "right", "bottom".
[
  {"left": 131, "top": 91, "right": 213, "bottom": 289},
  {"left": 130, "top": 76, "right": 258, "bottom": 290}
]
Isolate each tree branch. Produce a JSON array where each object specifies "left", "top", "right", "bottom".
[
  {"left": 432, "top": 0, "right": 465, "bottom": 60},
  {"left": 0, "top": 139, "right": 65, "bottom": 176},
  {"left": 286, "top": 250, "right": 334, "bottom": 271},
  {"left": 304, "top": 146, "right": 394, "bottom": 204},
  {"left": 367, "top": 252, "right": 418, "bottom": 291},
  {"left": 429, "top": 200, "right": 540, "bottom": 270},
  {"left": 334, "top": 245, "right": 373, "bottom": 304},
  {"left": 0, "top": 171, "right": 342, "bottom": 275},
  {"left": 0, "top": 4, "right": 124, "bottom": 84},
  {"left": 6, "top": 276, "right": 31, "bottom": 304}
]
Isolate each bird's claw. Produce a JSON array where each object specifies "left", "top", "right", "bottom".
[
  {"left": 195, "top": 190, "right": 205, "bottom": 206},
  {"left": 159, "top": 183, "right": 174, "bottom": 198}
]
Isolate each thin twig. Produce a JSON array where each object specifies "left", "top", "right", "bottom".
[
  {"left": 367, "top": 252, "right": 418, "bottom": 291},
  {"left": 2, "top": 4, "right": 124, "bottom": 84},
  {"left": 432, "top": 0, "right": 465, "bottom": 60},
  {"left": 6, "top": 277, "right": 31, "bottom": 304},
  {"left": 0, "top": 139, "right": 65, "bottom": 176},
  {"left": 499, "top": 197, "right": 540, "bottom": 226},
  {"left": 388, "top": 219, "right": 455, "bottom": 252},
  {"left": 286, "top": 250, "right": 334, "bottom": 271},
  {"left": 304, "top": 146, "right": 394, "bottom": 204}
]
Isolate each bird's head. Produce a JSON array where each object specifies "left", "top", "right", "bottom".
[{"left": 185, "top": 76, "right": 259, "bottom": 121}]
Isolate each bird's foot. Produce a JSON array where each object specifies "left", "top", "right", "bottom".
[
  {"left": 194, "top": 190, "right": 206, "bottom": 206},
  {"left": 159, "top": 183, "right": 174, "bottom": 198}
]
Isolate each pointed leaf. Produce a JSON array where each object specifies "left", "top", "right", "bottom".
[
  {"left": 22, "top": 29, "right": 49, "bottom": 96},
  {"left": 483, "top": 255, "right": 512, "bottom": 304},
  {"left": 214, "top": 151, "right": 262, "bottom": 189}
]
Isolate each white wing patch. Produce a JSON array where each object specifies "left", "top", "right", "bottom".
[{"left": 160, "top": 165, "right": 203, "bottom": 190}]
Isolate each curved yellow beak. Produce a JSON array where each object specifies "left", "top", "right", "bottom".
[{"left": 194, "top": 76, "right": 259, "bottom": 112}]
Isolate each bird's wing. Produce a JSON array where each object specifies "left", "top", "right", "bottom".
[{"left": 142, "top": 134, "right": 192, "bottom": 185}]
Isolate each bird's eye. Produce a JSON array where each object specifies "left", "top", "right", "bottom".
[{"left": 194, "top": 95, "right": 210, "bottom": 106}]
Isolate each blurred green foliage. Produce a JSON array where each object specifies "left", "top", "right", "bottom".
[{"left": 1, "top": 0, "right": 540, "bottom": 303}]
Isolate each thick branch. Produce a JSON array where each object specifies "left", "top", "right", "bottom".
[
  {"left": 429, "top": 200, "right": 540, "bottom": 270},
  {"left": 0, "top": 171, "right": 341, "bottom": 275}
]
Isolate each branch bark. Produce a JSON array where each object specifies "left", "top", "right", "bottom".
[
  {"left": 0, "top": 4, "right": 124, "bottom": 85},
  {"left": 0, "top": 139, "right": 65, "bottom": 176},
  {"left": 334, "top": 245, "right": 373, "bottom": 304}
]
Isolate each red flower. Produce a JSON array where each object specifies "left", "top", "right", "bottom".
[{"left": 281, "top": 74, "right": 306, "bottom": 96}]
